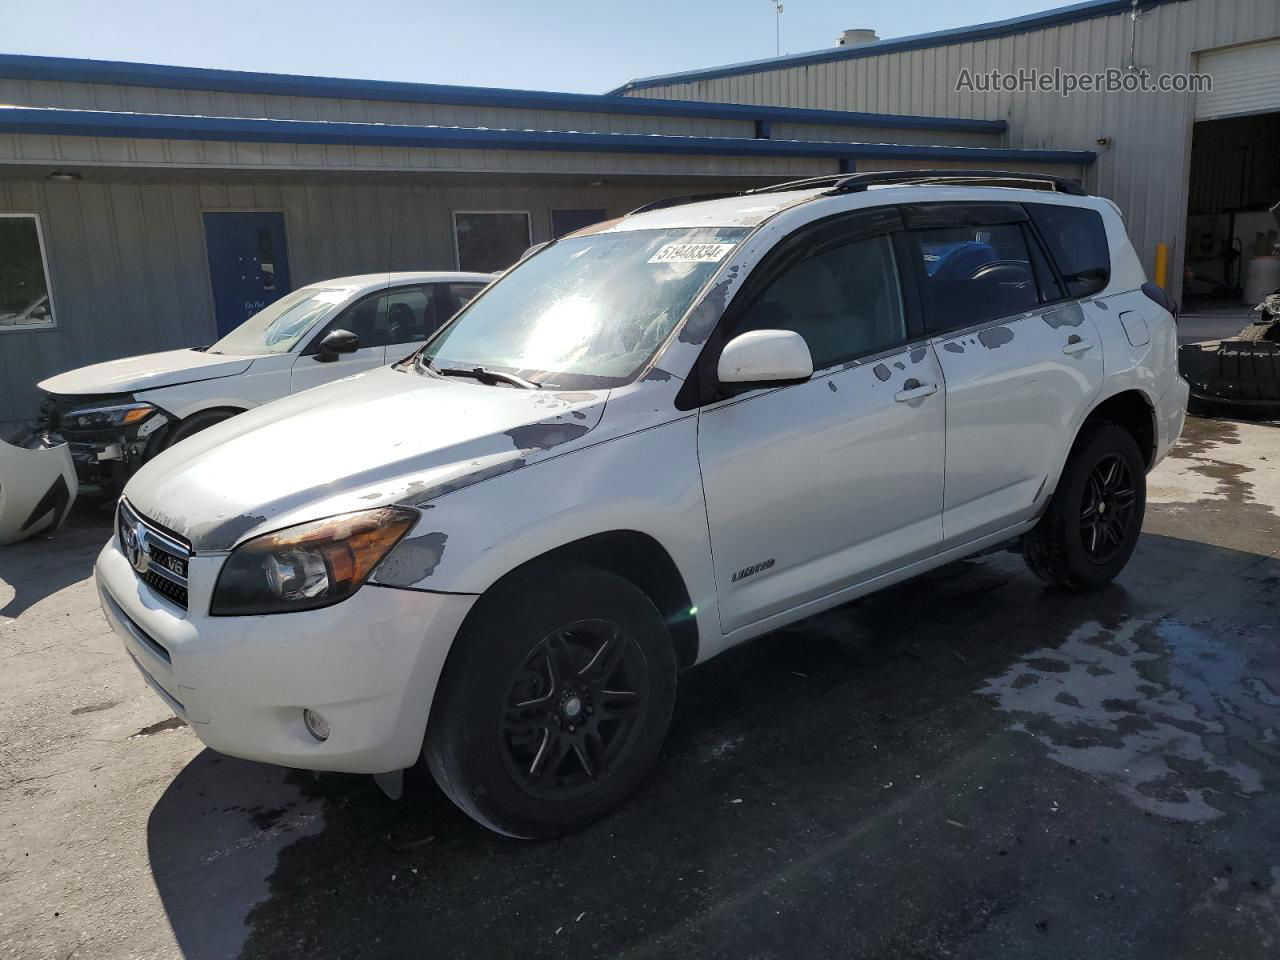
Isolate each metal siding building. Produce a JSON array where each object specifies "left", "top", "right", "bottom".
[
  {"left": 615, "top": 0, "right": 1280, "bottom": 311},
  {"left": 0, "top": 56, "right": 1091, "bottom": 423}
]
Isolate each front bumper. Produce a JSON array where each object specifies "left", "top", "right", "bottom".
[{"left": 95, "top": 537, "right": 476, "bottom": 773}]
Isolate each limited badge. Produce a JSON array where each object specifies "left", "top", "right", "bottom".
[{"left": 648, "top": 243, "right": 736, "bottom": 264}]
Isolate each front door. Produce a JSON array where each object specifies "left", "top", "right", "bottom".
[
  {"left": 697, "top": 218, "right": 945, "bottom": 634},
  {"left": 203, "top": 212, "right": 292, "bottom": 337},
  {"left": 901, "top": 205, "right": 1106, "bottom": 547},
  {"left": 290, "top": 288, "right": 389, "bottom": 394}
]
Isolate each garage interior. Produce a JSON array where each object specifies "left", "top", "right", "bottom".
[{"left": 1183, "top": 109, "right": 1280, "bottom": 314}]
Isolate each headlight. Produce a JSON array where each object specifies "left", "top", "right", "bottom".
[
  {"left": 210, "top": 507, "right": 418, "bottom": 616},
  {"left": 63, "top": 401, "right": 157, "bottom": 431}
]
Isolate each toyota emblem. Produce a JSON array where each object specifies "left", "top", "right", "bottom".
[{"left": 125, "top": 520, "right": 150, "bottom": 574}]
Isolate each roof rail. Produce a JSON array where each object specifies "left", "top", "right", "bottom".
[
  {"left": 743, "top": 175, "right": 850, "bottom": 195},
  {"left": 627, "top": 193, "right": 736, "bottom": 216},
  {"left": 823, "top": 169, "right": 1088, "bottom": 196}
]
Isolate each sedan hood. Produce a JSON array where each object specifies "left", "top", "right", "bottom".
[
  {"left": 124, "top": 366, "right": 607, "bottom": 551},
  {"left": 38, "top": 349, "right": 260, "bottom": 397}
]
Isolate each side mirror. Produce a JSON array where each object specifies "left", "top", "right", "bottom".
[
  {"left": 717, "top": 330, "right": 813, "bottom": 393},
  {"left": 315, "top": 328, "right": 359, "bottom": 361}
]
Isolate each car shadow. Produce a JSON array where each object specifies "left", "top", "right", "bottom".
[
  {"left": 0, "top": 498, "right": 114, "bottom": 619},
  {"left": 146, "top": 533, "right": 1280, "bottom": 960}
]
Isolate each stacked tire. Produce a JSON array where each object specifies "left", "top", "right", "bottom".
[{"left": 1179, "top": 334, "right": 1280, "bottom": 416}]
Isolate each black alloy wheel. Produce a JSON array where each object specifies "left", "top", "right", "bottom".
[
  {"left": 499, "top": 620, "right": 647, "bottom": 800},
  {"left": 1079, "top": 453, "right": 1138, "bottom": 564}
]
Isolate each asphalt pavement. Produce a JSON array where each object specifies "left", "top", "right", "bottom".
[{"left": 2, "top": 414, "right": 1279, "bottom": 960}]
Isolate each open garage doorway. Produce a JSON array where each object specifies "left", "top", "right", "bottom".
[
  {"left": 1183, "top": 39, "right": 1280, "bottom": 334},
  {"left": 1184, "top": 111, "right": 1280, "bottom": 322}
]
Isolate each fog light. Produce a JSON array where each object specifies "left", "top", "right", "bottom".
[{"left": 303, "top": 708, "right": 330, "bottom": 742}]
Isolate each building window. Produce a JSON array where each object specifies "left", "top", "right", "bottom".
[
  {"left": 551, "top": 208, "right": 608, "bottom": 239},
  {"left": 453, "top": 211, "right": 531, "bottom": 273},
  {"left": 0, "top": 214, "right": 55, "bottom": 331}
]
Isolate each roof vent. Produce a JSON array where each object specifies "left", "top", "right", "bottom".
[{"left": 837, "top": 29, "right": 879, "bottom": 47}]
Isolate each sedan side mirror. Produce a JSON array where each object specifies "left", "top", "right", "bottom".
[
  {"left": 315, "top": 328, "right": 360, "bottom": 361},
  {"left": 717, "top": 329, "right": 814, "bottom": 394}
]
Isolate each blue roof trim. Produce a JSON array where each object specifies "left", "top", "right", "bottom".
[
  {"left": 610, "top": 0, "right": 1185, "bottom": 92},
  {"left": 0, "top": 53, "right": 1005, "bottom": 135},
  {"left": 0, "top": 106, "right": 1093, "bottom": 165}
]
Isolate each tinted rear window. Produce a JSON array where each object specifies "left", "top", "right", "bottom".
[{"left": 1027, "top": 204, "right": 1110, "bottom": 298}]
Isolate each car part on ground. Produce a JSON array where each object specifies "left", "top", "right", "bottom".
[
  {"left": 0, "top": 430, "right": 77, "bottom": 545},
  {"left": 1236, "top": 289, "right": 1280, "bottom": 342},
  {"left": 1178, "top": 336, "right": 1280, "bottom": 415}
]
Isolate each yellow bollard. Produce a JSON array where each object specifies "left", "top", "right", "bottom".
[{"left": 1154, "top": 243, "right": 1169, "bottom": 290}]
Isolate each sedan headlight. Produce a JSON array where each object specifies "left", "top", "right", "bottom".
[
  {"left": 63, "top": 401, "right": 157, "bottom": 431},
  {"left": 210, "top": 507, "right": 418, "bottom": 616}
]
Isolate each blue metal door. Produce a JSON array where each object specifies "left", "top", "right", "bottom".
[{"left": 203, "top": 212, "right": 292, "bottom": 337}]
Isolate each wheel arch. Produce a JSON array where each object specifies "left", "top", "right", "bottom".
[
  {"left": 1082, "top": 388, "right": 1157, "bottom": 469},
  {"left": 458, "top": 530, "right": 700, "bottom": 669}
]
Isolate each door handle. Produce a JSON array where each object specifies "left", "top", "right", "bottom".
[
  {"left": 894, "top": 380, "right": 938, "bottom": 403},
  {"left": 1062, "top": 335, "right": 1095, "bottom": 356}
]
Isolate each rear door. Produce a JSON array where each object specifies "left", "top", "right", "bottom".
[
  {"left": 697, "top": 210, "right": 945, "bottom": 634},
  {"left": 290, "top": 289, "right": 389, "bottom": 394},
  {"left": 902, "top": 202, "right": 1106, "bottom": 548}
]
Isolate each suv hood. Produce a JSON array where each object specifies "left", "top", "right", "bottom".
[
  {"left": 38, "top": 349, "right": 260, "bottom": 397},
  {"left": 124, "top": 365, "right": 607, "bottom": 551}
]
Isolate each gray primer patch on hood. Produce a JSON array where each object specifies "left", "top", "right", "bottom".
[
  {"left": 827, "top": 380, "right": 837, "bottom": 392},
  {"left": 873, "top": 363, "right": 891, "bottom": 382},
  {"left": 978, "top": 326, "right": 1015, "bottom": 349},
  {"left": 1043, "top": 302, "right": 1086, "bottom": 329},
  {"left": 400, "top": 457, "right": 527, "bottom": 507},
  {"left": 943, "top": 342, "right": 965, "bottom": 354},
  {"left": 373, "top": 531, "right": 448, "bottom": 587},
  {"left": 187, "top": 512, "right": 268, "bottom": 552},
  {"left": 893, "top": 361, "right": 906, "bottom": 370},
  {"left": 506, "top": 421, "right": 591, "bottom": 452},
  {"left": 642, "top": 367, "right": 673, "bottom": 382}
]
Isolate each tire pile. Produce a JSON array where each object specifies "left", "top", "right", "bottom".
[{"left": 1179, "top": 293, "right": 1280, "bottom": 416}]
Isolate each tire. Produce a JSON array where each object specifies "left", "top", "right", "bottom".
[
  {"left": 161, "top": 409, "right": 238, "bottom": 450},
  {"left": 424, "top": 565, "right": 677, "bottom": 838},
  {"left": 1023, "top": 421, "right": 1146, "bottom": 590},
  {"left": 1237, "top": 320, "right": 1279, "bottom": 343}
]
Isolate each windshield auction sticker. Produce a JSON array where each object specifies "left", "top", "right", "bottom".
[{"left": 648, "top": 243, "right": 737, "bottom": 264}]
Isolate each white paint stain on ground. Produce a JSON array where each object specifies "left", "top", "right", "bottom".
[{"left": 982, "top": 616, "right": 1268, "bottom": 822}]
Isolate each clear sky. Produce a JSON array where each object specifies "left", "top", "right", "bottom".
[{"left": 3, "top": 0, "right": 1072, "bottom": 94}]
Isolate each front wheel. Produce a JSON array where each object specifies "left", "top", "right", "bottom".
[
  {"left": 1023, "top": 421, "right": 1146, "bottom": 590},
  {"left": 424, "top": 566, "right": 677, "bottom": 838}
]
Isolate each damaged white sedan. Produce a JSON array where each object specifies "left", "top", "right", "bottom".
[{"left": 96, "top": 171, "right": 1188, "bottom": 837}]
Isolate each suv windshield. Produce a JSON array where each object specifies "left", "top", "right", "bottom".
[
  {"left": 208, "top": 286, "right": 355, "bottom": 355},
  {"left": 417, "top": 227, "right": 749, "bottom": 388}
]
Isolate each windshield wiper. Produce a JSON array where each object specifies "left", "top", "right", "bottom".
[{"left": 435, "top": 366, "right": 541, "bottom": 390}]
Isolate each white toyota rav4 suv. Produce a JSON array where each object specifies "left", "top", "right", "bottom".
[{"left": 96, "top": 171, "right": 1188, "bottom": 838}]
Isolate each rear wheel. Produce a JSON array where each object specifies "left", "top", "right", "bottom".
[
  {"left": 425, "top": 566, "right": 677, "bottom": 838},
  {"left": 1023, "top": 422, "right": 1146, "bottom": 590}
]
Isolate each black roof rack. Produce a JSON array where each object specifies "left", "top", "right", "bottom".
[
  {"left": 626, "top": 169, "right": 1086, "bottom": 218},
  {"left": 749, "top": 169, "right": 1087, "bottom": 197},
  {"left": 627, "top": 192, "right": 736, "bottom": 216}
]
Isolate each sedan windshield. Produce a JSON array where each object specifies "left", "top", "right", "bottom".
[
  {"left": 418, "top": 227, "right": 749, "bottom": 388},
  {"left": 208, "top": 286, "right": 355, "bottom": 355}
]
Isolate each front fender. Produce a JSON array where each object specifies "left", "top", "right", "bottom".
[{"left": 369, "top": 415, "right": 725, "bottom": 660}]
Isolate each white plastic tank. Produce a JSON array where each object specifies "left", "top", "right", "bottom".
[{"left": 1244, "top": 256, "right": 1280, "bottom": 305}]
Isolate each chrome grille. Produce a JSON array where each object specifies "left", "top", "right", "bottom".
[{"left": 117, "top": 499, "right": 191, "bottom": 610}]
